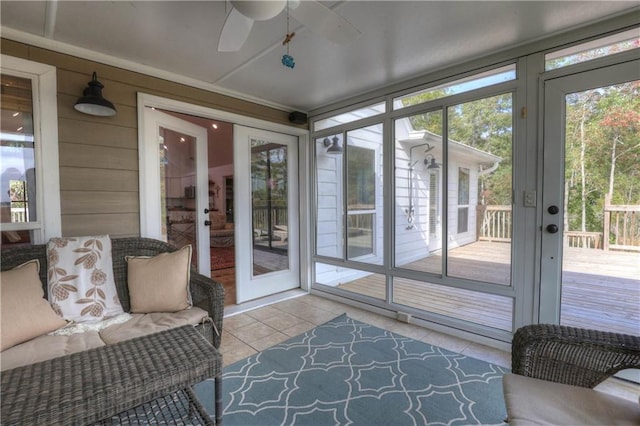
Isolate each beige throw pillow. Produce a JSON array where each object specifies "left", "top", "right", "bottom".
[
  {"left": 126, "top": 245, "right": 193, "bottom": 313},
  {"left": 47, "top": 235, "right": 124, "bottom": 322},
  {"left": 1, "top": 260, "right": 67, "bottom": 351}
]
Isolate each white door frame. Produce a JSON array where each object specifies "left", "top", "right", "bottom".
[
  {"left": 140, "top": 107, "right": 210, "bottom": 276},
  {"left": 539, "top": 59, "right": 639, "bottom": 323},
  {"left": 137, "top": 93, "right": 311, "bottom": 297}
]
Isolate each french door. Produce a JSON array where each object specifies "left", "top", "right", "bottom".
[
  {"left": 540, "top": 60, "right": 640, "bottom": 336},
  {"left": 141, "top": 108, "right": 211, "bottom": 276},
  {"left": 234, "top": 125, "right": 300, "bottom": 303}
]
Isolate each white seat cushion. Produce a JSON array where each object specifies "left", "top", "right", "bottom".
[
  {"left": 99, "top": 307, "right": 209, "bottom": 344},
  {"left": 503, "top": 373, "right": 640, "bottom": 426},
  {"left": 0, "top": 331, "right": 105, "bottom": 371}
]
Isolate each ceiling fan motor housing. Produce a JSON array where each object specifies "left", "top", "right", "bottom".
[{"left": 232, "top": 1, "right": 286, "bottom": 21}]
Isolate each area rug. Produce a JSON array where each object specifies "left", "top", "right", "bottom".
[
  {"left": 211, "top": 246, "right": 235, "bottom": 270},
  {"left": 195, "top": 314, "right": 509, "bottom": 425}
]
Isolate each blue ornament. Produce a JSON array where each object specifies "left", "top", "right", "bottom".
[{"left": 282, "top": 54, "right": 295, "bottom": 69}]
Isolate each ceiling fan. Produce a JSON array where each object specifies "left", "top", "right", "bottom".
[{"left": 218, "top": 0, "right": 360, "bottom": 52}]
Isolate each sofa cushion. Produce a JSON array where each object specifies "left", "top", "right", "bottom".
[
  {"left": 47, "top": 235, "right": 124, "bottom": 322},
  {"left": 503, "top": 373, "right": 640, "bottom": 426},
  {"left": 0, "top": 260, "right": 67, "bottom": 351},
  {"left": 0, "top": 331, "right": 105, "bottom": 371},
  {"left": 126, "top": 245, "right": 193, "bottom": 313},
  {"left": 99, "top": 307, "right": 209, "bottom": 344}
]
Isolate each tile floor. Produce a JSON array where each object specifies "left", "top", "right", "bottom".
[{"left": 220, "top": 293, "right": 639, "bottom": 402}]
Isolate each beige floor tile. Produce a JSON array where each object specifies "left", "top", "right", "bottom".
[
  {"left": 259, "top": 311, "right": 302, "bottom": 330},
  {"left": 245, "top": 305, "right": 282, "bottom": 321},
  {"left": 224, "top": 313, "right": 258, "bottom": 331},
  {"left": 230, "top": 321, "right": 278, "bottom": 344},
  {"left": 461, "top": 342, "right": 511, "bottom": 367},
  {"left": 419, "top": 330, "right": 471, "bottom": 353},
  {"left": 250, "top": 331, "right": 291, "bottom": 351},
  {"left": 223, "top": 344, "right": 257, "bottom": 367},
  {"left": 281, "top": 320, "right": 317, "bottom": 337}
]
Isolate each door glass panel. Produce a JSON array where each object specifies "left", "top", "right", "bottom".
[
  {"left": 1, "top": 74, "right": 37, "bottom": 229},
  {"left": 446, "top": 93, "right": 513, "bottom": 285},
  {"left": 394, "top": 110, "right": 443, "bottom": 274},
  {"left": 251, "top": 140, "right": 289, "bottom": 276},
  {"left": 560, "top": 81, "right": 640, "bottom": 334},
  {"left": 160, "top": 128, "right": 197, "bottom": 267}
]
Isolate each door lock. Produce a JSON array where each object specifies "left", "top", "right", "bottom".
[
  {"left": 204, "top": 220, "right": 211, "bottom": 226},
  {"left": 204, "top": 208, "right": 210, "bottom": 214},
  {"left": 547, "top": 205, "right": 559, "bottom": 215},
  {"left": 546, "top": 224, "right": 559, "bottom": 234}
]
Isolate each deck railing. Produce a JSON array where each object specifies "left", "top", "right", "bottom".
[
  {"left": 477, "top": 205, "right": 511, "bottom": 242},
  {"left": 477, "top": 202, "right": 640, "bottom": 252},
  {"left": 604, "top": 195, "right": 640, "bottom": 252}
]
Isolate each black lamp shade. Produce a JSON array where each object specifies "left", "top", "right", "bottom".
[
  {"left": 74, "top": 72, "right": 117, "bottom": 117},
  {"left": 326, "top": 136, "right": 343, "bottom": 154}
]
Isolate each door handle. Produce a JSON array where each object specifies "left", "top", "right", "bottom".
[
  {"left": 204, "top": 220, "right": 211, "bottom": 226},
  {"left": 546, "top": 224, "right": 559, "bottom": 234}
]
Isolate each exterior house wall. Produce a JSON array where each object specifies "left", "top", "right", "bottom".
[{"left": 1, "top": 38, "right": 299, "bottom": 238}]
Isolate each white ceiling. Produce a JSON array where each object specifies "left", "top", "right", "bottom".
[{"left": 1, "top": 1, "right": 637, "bottom": 112}]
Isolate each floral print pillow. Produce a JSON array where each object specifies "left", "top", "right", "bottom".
[{"left": 47, "top": 235, "right": 124, "bottom": 323}]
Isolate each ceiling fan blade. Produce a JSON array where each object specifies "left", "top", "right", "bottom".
[
  {"left": 218, "top": 7, "right": 255, "bottom": 52},
  {"left": 289, "top": 0, "right": 360, "bottom": 45}
]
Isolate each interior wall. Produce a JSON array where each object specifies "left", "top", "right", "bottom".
[{"left": 1, "top": 38, "right": 300, "bottom": 238}]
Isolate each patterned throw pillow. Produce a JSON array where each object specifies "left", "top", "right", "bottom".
[{"left": 47, "top": 235, "right": 124, "bottom": 323}]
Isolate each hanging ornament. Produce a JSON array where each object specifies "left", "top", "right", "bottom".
[{"left": 281, "top": 1, "right": 295, "bottom": 69}]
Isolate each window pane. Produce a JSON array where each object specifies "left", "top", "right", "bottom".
[
  {"left": 315, "top": 262, "right": 386, "bottom": 301},
  {"left": 347, "top": 213, "right": 374, "bottom": 258},
  {"left": 314, "top": 101, "right": 386, "bottom": 132},
  {"left": 447, "top": 94, "right": 513, "bottom": 285},
  {"left": 394, "top": 111, "right": 443, "bottom": 274},
  {"left": 394, "top": 65, "right": 515, "bottom": 110},
  {"left": 315, "top": 134, "right": 344, "bottom": 259},
  {"left": 1, "top": 74, "right": 37, "bottom": 225},
  {"left": 545, "top": 27, "right": 640, "bottom": 71},
  {"left": 346, "top": 124, "right": 383, "bottom": 265},
  {"left": 392, "top": 277, "right": 513, "bottom": 331},
  {"left": 251, "top": 141, "right": 289, "bottom": 276}
]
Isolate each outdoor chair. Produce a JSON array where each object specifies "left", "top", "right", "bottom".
[{"left": 502, "top": 324, "right": 640, "bottom": 425}]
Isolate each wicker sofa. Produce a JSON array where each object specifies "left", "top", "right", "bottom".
[
  {"left": 503, "top": 324, "right": 640, "bottom": 425},
  {"left": 0, "top": 237, "right": 224, "bottom": 371}
]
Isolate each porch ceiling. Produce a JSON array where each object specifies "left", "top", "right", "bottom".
[{"left": 1, "top": 1, "right": 637, "bottom": 112}]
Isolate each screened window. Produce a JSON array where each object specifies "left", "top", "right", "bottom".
[
  {"left": 394, "top": 65, "right": 515, "bottom": 110},
  {"left": 0, "top": 56, "right": 59, "bottom": 246},
  {"left": 545, "top": 27, "right": 639, "bottom": 71}
]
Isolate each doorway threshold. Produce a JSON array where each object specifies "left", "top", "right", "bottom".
[{"left": 223, "top": 289, "right": 308, "bottom": 317}]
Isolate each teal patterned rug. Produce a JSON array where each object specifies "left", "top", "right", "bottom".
[{"left": 195, "top": 314, "right": 508, "bottom": 425}]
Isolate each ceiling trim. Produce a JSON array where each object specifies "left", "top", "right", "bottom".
[{"left": 0, "top": 26, "right": 298, "bottom": 113}]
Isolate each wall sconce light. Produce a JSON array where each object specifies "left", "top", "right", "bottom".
[
  {"left": 424, "top": 154, "right": 440, "bottom": 169},
  {"left": 323, "top": 136, "right": 343, "bottom": 154},
  {"left": 74, "top": 72, "right": 117, "bottom": 117}
]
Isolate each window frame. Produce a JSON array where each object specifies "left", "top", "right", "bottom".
[{"left": 1, "top": 55, "right": 61, "bottom": 242}]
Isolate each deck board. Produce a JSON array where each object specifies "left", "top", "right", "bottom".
[{"left": 339, "top": 241, "right": 640, "bottom": 335}]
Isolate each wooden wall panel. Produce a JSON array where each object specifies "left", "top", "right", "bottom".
[
  {"left": 59, "top": 167, "right": 138, "bottom": 192},
  {"left": 62, "top": 213, "right": 139, "bottom": 238},
  {"left": 61, "top": 191, "right": 139, "bottom": 215},
  {"left": 3, "top": 39, "right": 301, "bottom": 238},
  {"left": 59, "top": 143, "right": 138, "bottom": 170}
]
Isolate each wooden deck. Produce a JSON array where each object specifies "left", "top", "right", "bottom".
[{"left": 339, "top": 241, "right": 640, "bottom": 335}]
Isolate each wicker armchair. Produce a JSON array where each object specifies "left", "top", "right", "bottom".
[
  {"left": 0, "top": 237, "right": 224, "bottom": 349},
  {"left": 503, "top": 324, "right": 640, "bottom": 425}
]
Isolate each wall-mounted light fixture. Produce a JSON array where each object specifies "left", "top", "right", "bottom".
[
  {"left": 323, "top": 135, "right": 343, "bottom": 154},
  {"left": 74, "top": 72, "right": 117, "bottom": 117},
  {"left": 424, "top": 154, "right": 440, "bottom": 169}
]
